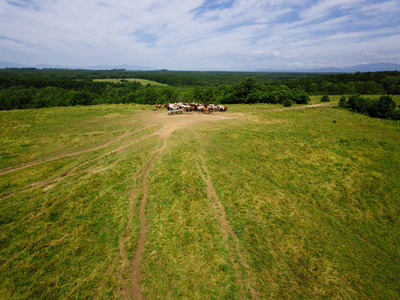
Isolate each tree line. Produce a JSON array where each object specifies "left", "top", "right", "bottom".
[
  {"left": 0, "top": 70, "right": 313, "bottom": 110},
  {"left": 1, "top": 69, "right": 399, "bottom": 122},
  {"left": 338, "top": 95, "right": 400, "bottom": 120},
  {"left": 0, "top": 77, "right": 310, "bottom": 110}
]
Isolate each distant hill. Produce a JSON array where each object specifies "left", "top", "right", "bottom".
[
  {"left": 80, "top": 64, "right": 155, "bottom": 71},
  {"left": 1, "top": 61, "right": 399, "bottom": 73},
  {"left": 0, "top": 61, "right": 27, "bottom": 69},
  {"left": 0, "top": 61, "right": 155, "bottom": 71},
  {"left": 259, "top": 63, "right": 400, "bottom": 73}
]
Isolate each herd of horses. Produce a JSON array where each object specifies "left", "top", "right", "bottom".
[{"left": 155, "top": 103, "right": 228, "bottom": 114}]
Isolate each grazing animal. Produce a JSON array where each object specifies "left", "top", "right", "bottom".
[
  {"left": 164, "top": 102, "right": 227, "bottom": 114},
  {"left": 168, "top": 109, "right": 183, "bottom": 115}
]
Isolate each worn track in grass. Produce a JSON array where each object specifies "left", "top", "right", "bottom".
[
  {"left": 121, "top": 110, "right": 233, "bottom": 298},
  {"left": 0, "top": 128, "right": 149, "bottom": 176},
  {"left": 197, "top": 157, "right": 258, "bottom": 299}
]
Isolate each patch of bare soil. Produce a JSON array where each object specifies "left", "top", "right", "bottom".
[
  {"left": 197, "top": 157, "right": 258, "bottom": 299},
  {"left": 139, "top": 110, "right": 233, "bottom": 139}
]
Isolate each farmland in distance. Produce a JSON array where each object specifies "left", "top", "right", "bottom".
[
  {"left": 93, "top": 78, "right": 167, "bottom": 86},
  {"left": 0, "top": 102, "right": 399, "bottom": 299}
]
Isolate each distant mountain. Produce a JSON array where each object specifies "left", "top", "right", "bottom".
[
  {"left": 2, "top": 61, "right": 399, "bottom": 73},
  {"left": 0, "top": 61, "right": 155, "bottom": 71},
  {"left": 259, "top": 63, "right": 400, "bottom": 73},
  {"left": 80, "top": 64, "right": 155, "bottom": 71},
  {"left": 0, "top": 61, "right": 28, "bottom": 69}
]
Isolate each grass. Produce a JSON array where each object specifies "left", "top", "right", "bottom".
[
  {"left": 1, "top": 100, "right": 399, "bottom": 298},
  {"left": 0, "top": 104, "right": 160, "bottom": 299},
  {"left": 310, "top": 94, "right": 400, "bottom": 106},
  {"left": 191, "top": 106, "right": 400, "bottom": 298},
  {"left": 93, "top": 78, "right": 167, "bottom": 86}
]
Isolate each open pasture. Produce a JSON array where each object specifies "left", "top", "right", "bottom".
[
  {"left": 93, "top": 78, "right": 167, "bottom": 86},
  {"left": 0, "top": 102, "right": 399, "bottom": 299}
]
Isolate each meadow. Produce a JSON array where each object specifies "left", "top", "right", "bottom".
[
  {"left": 93, "top": 78, "right": 167, "bottom": 86},
  {"left": 0, "top": 101, "right": 399, "bottom": 299}
]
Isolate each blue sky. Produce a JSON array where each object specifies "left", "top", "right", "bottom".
[{"left": 0, "top": 0, "right": 399, "bottom": 70}]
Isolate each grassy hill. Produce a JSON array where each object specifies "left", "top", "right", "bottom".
[{"left": 0, "top": 102, "right": 399, "bottom": 298}]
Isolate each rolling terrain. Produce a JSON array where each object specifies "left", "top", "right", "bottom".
[{"left": 1, "top": 101, "right": 399, "bottom": 299}]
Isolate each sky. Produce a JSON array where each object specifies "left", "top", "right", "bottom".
[{"left": 0, "top": 0, "right": 400, "bottom": 71}]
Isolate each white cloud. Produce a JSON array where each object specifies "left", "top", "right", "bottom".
[{"left": 0, "top": 0, "right": 399, "bottom": 69}]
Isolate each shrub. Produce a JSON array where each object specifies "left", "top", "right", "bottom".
[
  {"left": 282, "top": 98, "right": 293, "bottom": 107},
  {"left": 369, "top": 95, "right": 396, "bottom": 119},
  {"left": 339, "top": 96, "right": 347, "bottom": 108},
  {"left": 321, "top": 94, "right": 330, "bottom": 102}
]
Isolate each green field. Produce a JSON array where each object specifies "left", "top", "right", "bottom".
[
  {"left": 93, "top": 78, "right": 167, "bottom": 86},
  {"left": 1, "top": 102, "right": 399, "bottom": 299}
]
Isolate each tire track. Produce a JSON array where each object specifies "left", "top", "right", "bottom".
[
  {"left": 118, "top": 159, "right": 148, "bottom": 300},
  {"left": 0, "top": 133, "right": 156, "bottom": 200},
  {"left": 263, "top": 103, "right": 331, "bottom": 112},
  {"left": 129, "top": 138, "right": 167, "bottom": 300},
  {"left": 197, "top": 157, "right": 258, "bottom": 299},
  {"left": 0, "top": 127, "right": 151, "bottom": 176}
]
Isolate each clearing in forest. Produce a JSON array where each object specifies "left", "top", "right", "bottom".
[{"left": 93, "top": 78, "right": 167, "bottom": 86}]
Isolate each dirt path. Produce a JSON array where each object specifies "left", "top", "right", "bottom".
[
  {"left": 197, "top": 157, "right": 258, "bottom": 299},
  {"left": 123, "top": 110, "right": 233, "bottom": 299},
  {"left": 264, "top": 103, "right": 330, "bottom": 112},
  {"left": 130, "top": 138, "right": 167, "bottom": 299},
  {"left": 0, "top": 128, "right": 149, "bottom": 176},
  {"left": 119, "top": 162, "right": 145, "bottom": 300}
]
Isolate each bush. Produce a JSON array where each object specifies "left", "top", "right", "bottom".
[
  {"left": 369, "top": 95, "right": 396, "bottom": 119},
  {"left": 282, "top": 98, "right": 293, "bottom": 107},
  {"left": 321, "top": 94, "right": 330, "bottom": 102},
  {"left": 339, "top": 96, "right": 347, "bottom": 108},
  {"left": 346, "top": 95, "right": 375, "bottom": 115},
  {"left": 292, "top": 89, "right": 310, "bottom": 104}
]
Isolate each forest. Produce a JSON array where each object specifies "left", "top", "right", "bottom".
[{"left": 0, "top": 68, "right": 399, "bottom": 120}]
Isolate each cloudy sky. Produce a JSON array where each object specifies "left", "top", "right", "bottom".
[{"left": 1, "top": 0, "right": 400, "bottom": 70}]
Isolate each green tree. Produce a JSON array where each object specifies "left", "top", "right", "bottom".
[
  {"left": 233, "top": 78, "right": 256, "bottom": 102},
  {"left": 370, "top": 95, "right": 396, "bottom": 119}
]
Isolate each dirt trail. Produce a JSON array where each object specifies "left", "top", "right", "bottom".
[
  {"left": 0, "top": 128, "right": 148, "bottom": 176},
  {"left": 197, "top": 157, "right": 258, "bottom": 299},
  {"left": 130, "top": 138, "right": 167, "bottom": 299},
  {"left": 118, "top": 158, "right": 149, "bottom": 300},
  {"left": 264, "top": 103, "right": 330, "bottom": 112},
  {"left": 124, "top": 111, "right": 233, "bottom": 299}
]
